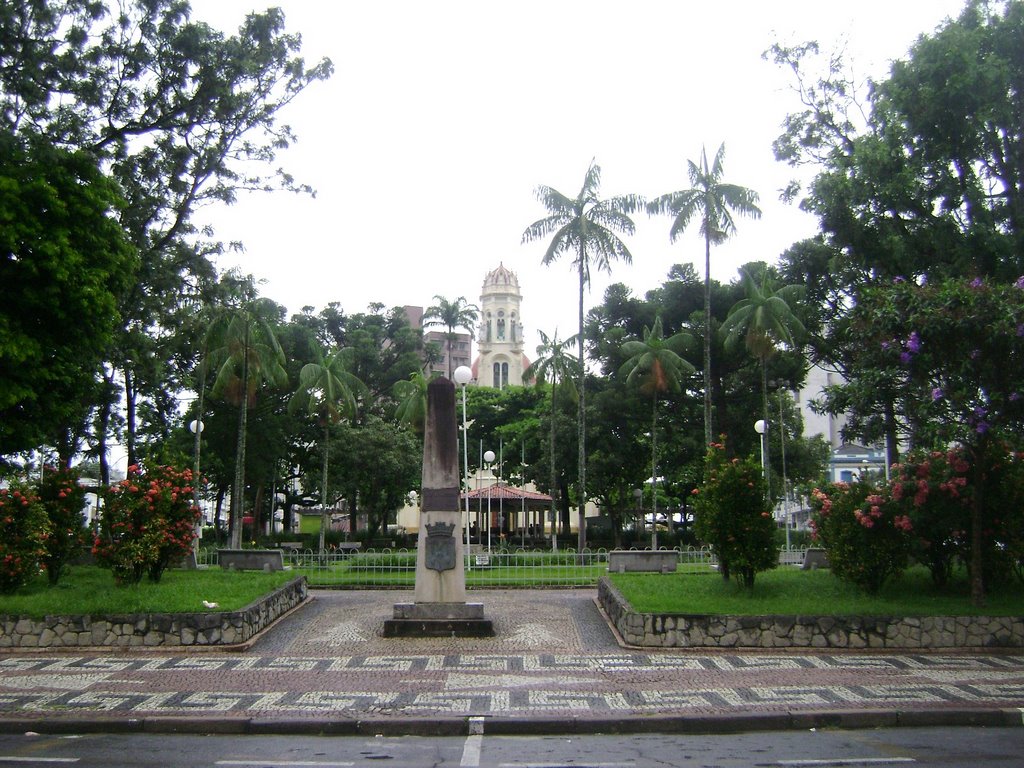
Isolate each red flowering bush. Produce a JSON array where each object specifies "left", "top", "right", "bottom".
[
  {"left": 809, "top": 479, "right": 911, "bottom": 594},
  {"left": 93, "top": 464, "right": 199, "bottom": 585},
  {"left": 0, "top": 480, "right": 49, "bottom": 593},
  {"left": 692, "top": 438, "right": 777, "bottom": 588},
  {"left": 887, "top": 449, "right": 972, "bottom": 587},
  {"left": 36, "top": 466, "right": 89, "bottom": 585}
]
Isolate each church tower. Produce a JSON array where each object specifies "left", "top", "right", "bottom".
[{"left": 473, "top": 263, "right": 528, "bottom": 388}]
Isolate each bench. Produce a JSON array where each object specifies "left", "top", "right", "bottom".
[
  {"left": 217, "top": 549, "right": 285, "bottom": 572},
  {"left": 607, "top": 549, "right": 678, "bottom": 574}
]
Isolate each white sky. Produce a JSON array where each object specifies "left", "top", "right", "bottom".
[{"left": 192, "top": 0, "right": 967, "bottom": 359}]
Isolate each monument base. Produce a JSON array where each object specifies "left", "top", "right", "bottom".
[{"left": 383, "top": 602, "right": 494, "bottom": 637}]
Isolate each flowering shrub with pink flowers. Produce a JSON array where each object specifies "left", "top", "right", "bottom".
[
  {"left": 0, "top": 480, "right": 49, "bottom": 594},
  {"left": 809, "top": 479, "right": 912, "bottom": 594},
  {"left": 692, "top": 438, "right": 777, "bottom": 588},
  {"left": 93, "top": 463, "right": 200, "bottom": 585},
  {"left": 888, "top": 450, "right": 972, "bottom": 587},
  {"left": 36, "top": 466, "right": 89, "bottom": 586}
]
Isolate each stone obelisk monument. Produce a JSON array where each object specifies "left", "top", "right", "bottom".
[{"left": 383, "top": 377, "right": 493, "bottom": 637}]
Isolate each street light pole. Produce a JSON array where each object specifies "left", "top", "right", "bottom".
[
  {"left": 778, "top": 388, "right": 790, "bottom": 551},
  {"left": 453, "top": 366, "right": 473, "bottom": 567},
  {"left": 484, "top": 449, "right": 495, "bottom": 554},
  {"left": 189, "top": 418, "right": 204, "bottom": 559}
]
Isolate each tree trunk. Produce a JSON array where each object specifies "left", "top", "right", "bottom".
[
  {"left": 703, "top": 232, "right": 713, "bottom": 446},
  {"left": 229, "top": 324, "right": 250, "bottom": 549},
  {"left": 970, "top": 443, "right": 986, "bottom": 607},
  {"left": 576, "top": 254, "right": 587, "bottom": 554},
  {"left": 651, "top": 393, "right": 658, "bottom": 551},
  {"left": 124, "top": 366, "right": 138, "bottom": 468},
  {"left": 550, "top": 383, "right": 558, "bottom": 551},
  {"left": 318, "top": 422, "right": 330, "bottom": 553}
]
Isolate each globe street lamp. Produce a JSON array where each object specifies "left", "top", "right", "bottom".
[
  {"left": 484, "top": 449, "right": 496, "bottom": 553},
  {"left": 189, "top": 418, "right": 204, "bottom": 559},
  {"left": 453, "top": 365, "right": 473, "bottom": 565}
]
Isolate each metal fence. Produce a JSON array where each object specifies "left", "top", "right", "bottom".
[{"left": 197, "top": 546, "right": 809, "bottom": 588}]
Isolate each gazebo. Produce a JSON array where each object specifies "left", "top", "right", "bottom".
[{"left": 461, "top": 481, "right": 552, "bottom": 543}]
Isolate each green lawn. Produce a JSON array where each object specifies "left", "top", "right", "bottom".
[
  {"left": 0, "top": 567, "right": 297, "bottom": 619},
  {"left": 609, "top": 566, "right": 1024, "bottom": 617}
]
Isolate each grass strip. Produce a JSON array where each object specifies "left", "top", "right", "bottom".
[
  {"left": 609, "top": 566, "right": 1024, "bottom": 616},
  {"left": 0, "top": 566, "right": 296, "bottom": 619}
]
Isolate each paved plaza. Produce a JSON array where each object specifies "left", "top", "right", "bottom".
[{"left": 1, "top": 589, "right": 1023, "bottom": 734}]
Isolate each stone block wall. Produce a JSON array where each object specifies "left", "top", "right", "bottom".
[
  {"left": 598, "top": 576, "right": 1024, "bottom": 649},
  {"left": 0, "top": 577, "right": 307, "bottom": 649}
]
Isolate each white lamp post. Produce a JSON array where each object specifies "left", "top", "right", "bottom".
[
  {"left": 453, "top": 365, "right": 473, "bottom": 565},
  {"left": 754, "top": 419, "right": 767, "bottom": 473},
  {"left": 189, "top": 418, "right": 204, "bottom": 557},
  {"left": 484, "top": 449, "right": 496, "bottom": 553}
]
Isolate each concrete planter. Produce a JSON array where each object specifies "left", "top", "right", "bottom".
[
  {"left": 607, "top": 549, "right": 678, "bottom": 573},
  {"left": 598, "top": 576, "right": 1024, "bottom": 650},
  {"left": 217, "top": 548, "right": 285, "bottom": 571}
]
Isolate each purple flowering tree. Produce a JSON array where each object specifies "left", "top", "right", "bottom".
[{"left": 840, "top": 277, "right": 1024, "bottom": 604}]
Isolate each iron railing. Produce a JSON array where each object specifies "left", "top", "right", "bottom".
[{"left": 196, "top": 546, "right": 810, "bottom": 588}]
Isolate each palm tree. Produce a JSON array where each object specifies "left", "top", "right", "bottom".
[
  {"left": 522, "top": 159, "right": 642, "bottom": 553},
  {"left": 721, "top": 267, "right": 805, "bottom": 491},
  {"left": 619, "top": 316, "right": 695, "bottom": 550},
  {"left": 207, "top": 298, "right": 288, "bottom": 549},
  {"left": 290, "top": 347, "right": 366, "bottom": 553},
  {"left": 393, "top": 370, "right": 430, "bottom": 435},
  {"left": 422, "top": 296, "right": 479, "bottom": 379},
  {"left": 647, "top": 143, "right": 761, "bottom": 446},
  {"left": 526, "top": 329, "right": 581, "bottom": 542}
]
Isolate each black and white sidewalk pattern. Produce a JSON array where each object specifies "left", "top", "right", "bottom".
[{"left": 2, "top": 653, "right": 1022, "bottom": 718}]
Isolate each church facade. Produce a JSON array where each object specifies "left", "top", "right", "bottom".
[{"left": 472, "top": 263, "right": 531, "bottom": 388}]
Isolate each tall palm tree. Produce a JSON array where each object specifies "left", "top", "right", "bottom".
[
  {"left": 207, "top": 298, "right": 288, "bottom": 549},
  {"left": 393, "top": 370, "right": 430, "bottom": 436},
  {"left": 290, "top": 347, "right": 366, "bottom": 553},
  {"left": 647, "top": 143, "right": 761, "bottom": 446},
  {"left": 526, "top": 329, "right": 581, "bottom": 542},
  {"left": 523, "top": 159, "right": 642, "bottom": 553},
  {"left": 422, "top": 295, "right": 479, "bottom": 379},
  {"left": 619, "top": 316, "right": 695, "bottom": 550},
  {"left": 721, "top": 267, "right": 805, "bottom": 491}
]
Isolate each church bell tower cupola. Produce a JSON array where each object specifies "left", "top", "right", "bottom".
[{"left": 475, "top": 263, "right": 526, "bottom": 388}]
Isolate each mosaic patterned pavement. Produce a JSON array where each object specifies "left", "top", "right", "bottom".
[{"left": 1, "top": 591, "right": 1023, "bottom": 724}]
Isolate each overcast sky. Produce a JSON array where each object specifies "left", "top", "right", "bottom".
[{"left": 192, "top": 0, "right": 968, "bottom": 360}]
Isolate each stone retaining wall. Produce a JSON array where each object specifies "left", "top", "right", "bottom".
[
  {"left": 0, "top": 577, "right": 307, "bottom": 649},
  {"left": 598, "top": 576, "right": 1024, "bottom": 649}
]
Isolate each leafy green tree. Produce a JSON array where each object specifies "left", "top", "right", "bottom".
[
  {"left": 207, "top": 298, "right": 288, "bottom": 549},
  {"left": 722, "top": 266, "right": 806, "bottom": 489},
  {"left": 0, "top": 480, "right": 48, "bottom": 594},
  {"left": 290, "top": 348, "right": 366, "bottom": 553},
  {"left": 523, "top": 159, "right": 642, "bottom": 551},
  {"left": 620, "top": 316, "right": 696, "bottom": 549},
  {"left": 833, "top": 277, "right": 1024, "bottom": 604},
  {"left": 1, "top": 1, "right": 331, "bottom": 468},
  {"left": 692, "top": 439, "right": 776, "bottom": 588},
  {"left": 526, "top": 330, "right": 580, "bottom": 541},
  {"left": 0, "top": 133, "right": 136, "bottom": 456},
  {"left": 36, "top": 466, "right": 88, "bottom": 585},
  {"left": 393, "top": 372, "right": 431, "bottom": 436},
  {"left": 647, "top": 143, "right": 761, "bottom": 446},
  {"left": 423, "top": 296, "right": 479, "bottom": 379},
  {"left": 330, "top": 414, "right": 420, "bottom": 540}
]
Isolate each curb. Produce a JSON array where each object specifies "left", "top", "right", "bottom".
[{"left": 1, "top": 708, "right": 1021, "bottom": 737}]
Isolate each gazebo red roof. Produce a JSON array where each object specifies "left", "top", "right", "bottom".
[{"left": 461, "top": 482, "right": 552, "bottom": 504}]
